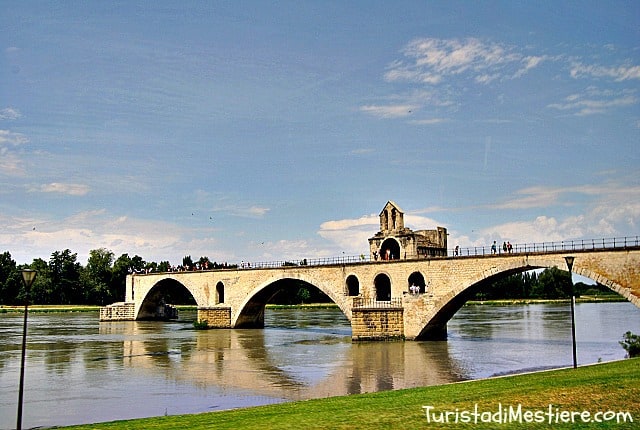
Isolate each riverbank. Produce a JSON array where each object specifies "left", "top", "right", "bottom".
[
  {"left": 466, "top": 295, "right": 626, "bottom": 306},
  {"left": 0, "top": 305, "right": 101, "bottom": 313},
  {"left": 57, "top": 358, "right": 638, "bottom": 429}
]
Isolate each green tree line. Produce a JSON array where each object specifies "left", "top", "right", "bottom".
[
  {"left": 0, "top": 248, "right": 148, "bottom": 305},
  {"left": 474, "top": 268, "right": 617, "bottom": 300}
]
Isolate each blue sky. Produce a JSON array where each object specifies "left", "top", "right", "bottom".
[{"left": 1, "top": 1, "right": 639, "bottom": 266}]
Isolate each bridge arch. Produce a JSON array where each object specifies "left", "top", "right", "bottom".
[
  {"left": 408, "top": 271, "right": 426, "bottom": 294},
  {"left": 346, "top": 274, "right": 360, "bottom": 296},
  {"left": 133, "top": 274, "right": 208, "bottom": 320},
  {"left": 374, "top": 273, "right": 392, "bottom": 301},
  {"left": 136, "top": 278, "right": 196, "bottom": 320},
  {"left": 380, "top": 237, "right": 400, "bottom": 260},
  {"left": 233, "top": 274, "right": 352, "bottom": 328},
  {"left": 216, "top": 281, "right": 225, "bottom": 304},
  {"left": 411, "top": 255, "right": 638, "bottom": 340}
]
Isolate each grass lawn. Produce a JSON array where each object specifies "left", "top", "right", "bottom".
[{"left": 57, "top": 358, "right": 639, "bottom": 429}]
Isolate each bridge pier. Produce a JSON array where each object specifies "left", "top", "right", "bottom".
[
  {"left": 351, "top": 298, "right": 405, "bottom": 341},
  {"left": 197, "top": 307, "right": 232, "bottom": 328}
]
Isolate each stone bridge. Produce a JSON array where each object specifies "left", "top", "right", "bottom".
[{"left": 100, "top": 246, "right": 640, "bottom": 341}]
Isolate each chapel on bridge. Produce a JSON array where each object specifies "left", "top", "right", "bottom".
[{"left": 368, "top": 201, "right": 448, "bottom": 260}]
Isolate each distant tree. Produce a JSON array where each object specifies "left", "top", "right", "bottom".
[
  {"left": 111, "top": 253, "right": 145, "bottom": 302},
  {"left": 48, "top": 249, "right": 82, "bottom": 304},
  {"left": 296, "top": 287, "right": 311, "bottom": 304},
  {"left": 25, "top": 258, "right": 50, "bottom": 304},
  {"left": 0, "top": 251, "right": 20, "bottom": 305},
  {"left": 130, "top": 255, "right": 145, "bottom": 273},
  {"left": 522, "top": 271, "right": 538, "bottom": 298},
  {"left": 83, "top": 248, "right": 115, "bottom": 305},
  {"left": 183, "top": 255, "right": 193, "bottom": 269},
  {"left": 535, "top": 266, "right": 572, "bottom": 299},
  {"left": 145, "top": 261, "right": 158, "bottom": 273},
  {"left": 479, "top": 273, "right": 527, "bottom": 299},
  {"left": 158, "top": 261, "right": 171, "bottom": 272},
  {"left": 198, "top": 256, "right": 211, "bottom": 269}
]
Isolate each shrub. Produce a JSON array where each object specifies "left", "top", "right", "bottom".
[
  {"left": 193, "top": 319, "right": 209, "bottom": 330},
  {"left": 619, "top": 331, "right": 640, "bottom": 358}
]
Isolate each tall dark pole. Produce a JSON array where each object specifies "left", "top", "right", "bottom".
[
  {"left": 564, "top": 256, "right": 577, "bottom": 369},
  {"left": 17, "top": 269, "right": 37, "bottom": 430}
]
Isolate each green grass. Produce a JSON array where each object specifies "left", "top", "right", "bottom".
[
  {"left": 466, "top": 295, "right": 627, "bottom": 306},
  {"left": 57, "top": 358, "right": 639, "bottom": 429},
  {"left": 0, "top": 305, "right": 101, "bottom": 313}
]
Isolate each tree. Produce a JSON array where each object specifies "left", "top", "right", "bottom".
[
  {"left": 198, "top": 256, "right": 211, "bottom": 269},
  {"left": 26, "top": 258, "right": 50, "bottom": 304},
  {"left": 0, "top": 251, "right": 19, "bottom": 305},
  {"left": 83, "top": 248, "right": 115, "bottom": 305},
  {"left": 296, "top": 287, "right": 311, "bottom": 304},
  {"left": 620, "top": 331, "right": 640, "bottom": 358},
  {"left": 111, "top": 253, "right": 145, "bottom": 302},
  {"left": 535, "top": 266, "right": 572, "bottom": 299},
  {"left": 48, "top": 249, "right": 82, "bottom": 304}
]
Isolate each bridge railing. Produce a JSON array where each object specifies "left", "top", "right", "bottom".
[
  {"left": 451, "top": 235, "right": 640, "bottom": 258},
  {"left": 245, "top": 254, "right": 371, "bottom": 269},
  {"left": 352, "top": 297, "right": 403, "bottom": 309}
]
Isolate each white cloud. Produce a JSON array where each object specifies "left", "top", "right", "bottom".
[
  {"left": 492, "top": 186, "right": 564, "bottom": 209},
  {"left": 0, "top": 129, "right": 29, "bottom": 176},
  {"left": 0, "top": 148, "right": 24, "bottom": 175},
  {"left": 513, "top": 55, "right": 546, "bottom": 78},
  {"left": 317, "top": 212, "right": 446, "bottom": 255},
  {"left": 409, "top": 118, "right": 448, "bottom": 125},
  {"left": 318, "top": 214, "right": 379, "bottom": 253},
  {"left": 349, "top": 148, "right": 375, "bottom": 155},
  {"left": 471, "top": 198, "right": 640, "bottom": 248},
  {"left": 475, "top": 215, "right": 567, "bottom": 245},
  {"left": 359, "top": 104, "right": 416, "bottom": 118},
  {"left": 218, "top": 204, "right": 270, "bottom": 218},
  {"left": 370, "top": 38, "right": 548, "bottom": 121},
  {"left": 36, "top": 182, "right": 90, "bottom": 196},
  {"left": 492, "top": 183, "right": 640, "bottom": 210},
  {"left": 385, "top": 38, "right": 524, "bottom": 86},
  {"left": 548, "top": 90, "right": 637, "bottom": 116},
  {"left": 0, "top": 210, "right": 218, "bottom": 265},
  {"left": 0, "top": 108, "right": 21, "bottom": 120},
  {"left": 570, "top": 62, "right": 640, "bottom": 81},
  {"left": 0, "top": 129, "right": 29, "bottom": 146}
]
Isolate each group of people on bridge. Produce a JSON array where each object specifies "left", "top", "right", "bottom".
[{"left": 491, "top": 240, "right": 513, "bottom": 254}]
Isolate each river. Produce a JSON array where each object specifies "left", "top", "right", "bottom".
[{"left": 1, "top": 302, "right": 638, "bottom": 429}]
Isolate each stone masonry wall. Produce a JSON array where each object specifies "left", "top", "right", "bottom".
[
  {"left": 351, "top": 308, "right": 404, "bottom": 341},
  {"left": 197, "top": 307, "right": 232, "bottom": 328},
  {"left": 99, "top": 302, "right": 135, "bottom": 321}
]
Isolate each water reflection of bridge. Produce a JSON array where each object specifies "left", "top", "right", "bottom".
[{"left": 99, "top": 317, "right": 465, "bottom": 401}]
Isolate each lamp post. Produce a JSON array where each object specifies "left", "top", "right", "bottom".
[
  {"left": 17, "top": 269, "right": 37, "bottom": 430},
  {"left": 564, "top": 256, "right": 577, "bottom": 369}
]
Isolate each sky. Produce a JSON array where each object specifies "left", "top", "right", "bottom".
[{"left": 1, "top": 1, "right": 639, "bottom": 267}]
